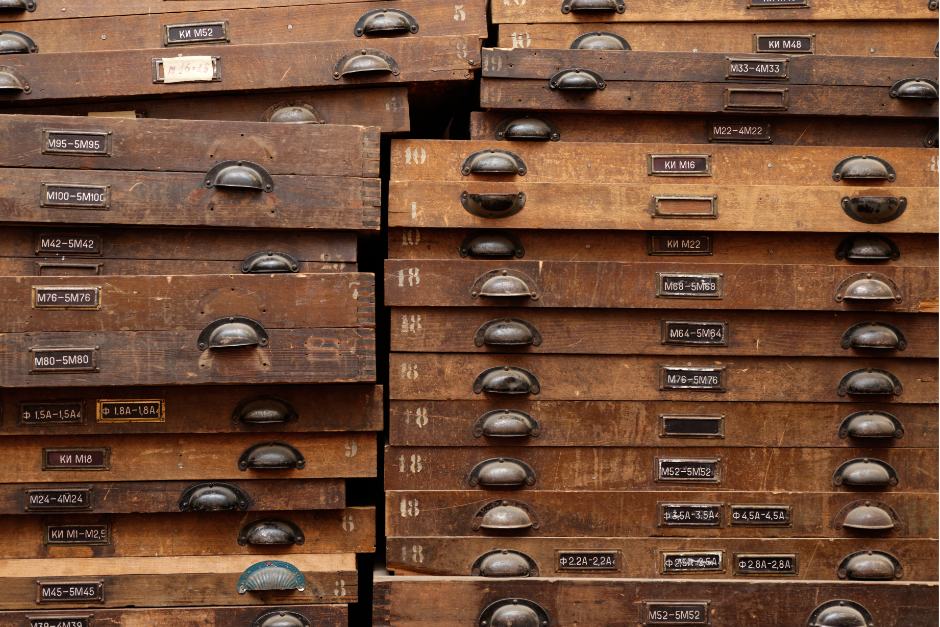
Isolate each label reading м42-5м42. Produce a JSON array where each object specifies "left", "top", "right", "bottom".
[{"left": 37, "top": 234, "right": 102, "bottom": 255}]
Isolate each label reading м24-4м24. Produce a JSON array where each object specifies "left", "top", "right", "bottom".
[{"left": 25, "top": 488, "right": 93, "bottom": 511}]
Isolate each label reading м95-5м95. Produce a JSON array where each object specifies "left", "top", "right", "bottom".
[
  {"left": 40, "top": 184, "right": 110, "bottom": 210},
  {"left": 42, "top": 130, "right": 112, "bottom": 156}
]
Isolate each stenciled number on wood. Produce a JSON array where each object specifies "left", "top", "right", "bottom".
[
  {"left": 400, "top": 497, "right": 420, "bottom": 517},
  {"left": 405, "top": 407, "right": 429, "bottom": 428},
  {"left": 405, "top": 147, "right": 427, "bottom": 165},
  {"left": 401, "top": 229, "right": 421, "bottom": 246},
  {"left": 510, "top": 32, "right": 532, "bottom": 48},
  {"left": 456, "top": 43, "right": 469, "bottom": 59},
  {"left": 402, "top": 544, "right": 425, "bottom": 563},
  {"left": 401, "top": 314, "right": 423, "bottom": 334},
  {"left": 399, "top": 454, "right": 423, "bottom": 473},
  {"left": 334, "top": 580, "right": 346, "bottom": 596},
  {"left": 454, "top": 4, "right": 466, "bottom": 19},
  {"left": 400, "top": 363, "right": 419, "bottom": 380},
  {"left": 342, "top": 513, "right": 355, "bottom": 532},
  {"left": 399, "top": 268, "right": 420, "bottom": 287},
  {"left": 345, "top": 440, "right": 357, "bottom": 457}
]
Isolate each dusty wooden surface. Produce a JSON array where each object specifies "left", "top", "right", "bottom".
[
  {"left": 0, "top": 604, "right": 347, "bottom": 627},
  {"left": 386, "top": 536, "right": 938, "bottom": 580},
  {"left": 389, "top": 307, "right": 939, "bottom": 358},
  {"left": 3, "top": 258, "right": 357, "bottom": 276},
  {"left": 373, "top": 576, "right": 938, "bottom": 627},
  {"left": 469, "top": 111, "right": 939, "bottom": 147},
  {"left": 384, "top": 445, "right": 937, "bottom": 492},
  {"left": 385, "top": 490, "right": 937, "bottom": 538},
  {"left": 0, "top": 479, "right": 344, "bottom": 515},
  {"left": 0, "top": 507, "right": 374, "bottom": 559},
  {"left": 384, "top": 260, "right": 939, "bottom": 313},
  {"left": 388, "top": 399, "right": 938, "bottom": 448},
  {"left": 496, "top": 22, "right": 938, "bottom": 57},
  {"left": 0, "top": 384, "right": 382, "bottom": 435}
]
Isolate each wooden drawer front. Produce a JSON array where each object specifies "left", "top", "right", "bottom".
[
  {"left": 0, "top": 508, "right": 374, "bottom": 559},
  {"left": 0, "top": 87, "right": 410, "bottom": 134},
  {"left": 391, "top": 307, "right": 938, "bottom": 358},
  {"left": 0, "top": 433, "right": 375, "bottom": 483},
  {"left": 385, "top": 260, "right": 938, "bottom": 313},
  {"left": 386, "top": 490, "right": 937, "bottom": 538},
  {"left": 0, "top": 604, "right": 347, "bottom": 627},
  {"left": 0, "top": 554, "right": 356, "bottom": 608},
  {"left": 0, "top": 384, "right": 382, "bottom": 436},
  {"left": 0, "top": 0, "right": 386, "bottom": 21},
  {"left": 374, "top": 577, "right": 938, "bottom": 627},
  {"left": 470, "top": 112, "right": 938, "bottom": 148},
  {"left": 390, "top": 229, "right": 939, "bottom": 266},
  {"left": 387, "top": 536, "right": 938, "bottom": 581},
  {"left": 0, "top": 35, "right": 479, "bottom": 105},
  {"left": 385, "top": 446, "right": 936, "bottom": 492},
  {"left": 389, "top": 400, "right": 937, "bottom": 448},
  {"left": 3, "top": 0, "right": 485, "bottom": 53},
  {"left": 497, "top": 22, "right": 937, "bottom": 58},
  {"left": 1, "top": 479, "right": 344, "bottom": 516}
]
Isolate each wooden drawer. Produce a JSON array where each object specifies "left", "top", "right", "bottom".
[
  {"left": 470, "top": 111, "right": 938, "bottom": 147},
  {"left": 1, "top": 479, "right": 344, "bottom": 516},
  {"left": 389, "top": 400, "right": 937, "bottom": 448},
  {"left": 0, "top": 554, "right": 356, "bottom": 608},
  {"left": 496, "top": 22, "right": 937, "bottom": 57},
  {"left": 0, "top": 432, "right": 375, "bottom": 483},
  {"left": 384, "top": 445, "right": 936, "bottom": 492},
  {"left": 386, "top": 490, "right": 937, "bottom": 538},
  {"left": 390, "top": 307, "right": 938, "bottom": 358},
  {"left": 0, "top": 0, "right": 385, "bottom": 21},
  {"left": 387, "top": 536, "right": 938, "bottom": 581},
  {"left": 0, "top": 605, "right": 347, "bottom": 627},
  {"left": 0, "top": 507, "right": 374, "bottom": 559},
  {"left": 0, "top": 227, "right": 357, "bottom": 277},
  {"left": 374, "top": 577, "right": 938, "bottom": 627},
  {"left": 385, "top": 260, "right": 938, "bottom": 313},
  {"left": 0, "top": 384, "right": 382, "bottom": 436}
]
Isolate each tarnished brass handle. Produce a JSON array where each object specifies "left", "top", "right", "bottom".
[
  {"left": 837, "top": 550, "right": 903, "bottom": 580},
  {"left": 494, "top": 115, "right": 561, "bottom": 142},
  {"left": 459, "top": 231, "right": 526, "bottom": 258},
  {"left": 806, "top": 600, "right": 873, "bottom": 627},
  {"left": 204, "top": 160, "right": 274, "bottom": 192},
  {"left": 178, "top": 482, "right": 249, "bottom": 512},
  {"left": 354, "top": 8, "right": 418, "bottom": 36},
  {"left": 831, "top": 155, "right": 896, "bottom": 182},
  {"left": 197, "top": 316, "right": 269, "bottom": 350},
  {"left": 468, "top": 457, "right": 537, "bottom": 487},
  {"left": 570, "top": 31, "right": 631, "bottom": 50},
  {"left": 251, "top": 610, "right": 313, "bottom": 627},
  {"left": 231, "top": 396, "right": 299, "bottom": 425},
  {"left": 238, "top": 442, "right": 306, "bottom": 470},
  {"left": 470, "top": 268, "right": 540, "bottom": 299},
  {"left": 242, "top": 251, "right": 300, "bottom": 274},
  {"left": 839, "top": 410, "right": 904, "bottom": 439},
  {"left": 832, "top": 458, "right": 899, "bottom": 487},
  {"left": 478, "top": 598, "right": 551, "bottom": 627},
  {"left": 471, "top": 498, "right": 541, "bottom": 531},
  {"left": 840, "top": 322, "right": 906, "bottom": 350},
  {"left": 834, "top": 235, "right": 899, "bottom": 261},
  {"left": 832, "top": 499, "right": 901, "bottom": 531},
  {"left": 238, "top": 560, "right": 306, "bottom": 593},
  {"left": 461, "top": 149, "right": 527, "bottom": 175},
  {"left": 837, "top": 368, "right": 903, "bottom": 396},
  {"left": 237, "top": 518, "right": 305, "bottom": 546},
  {"left": 0, "top": 31, "right": 38, "bottom": 54},
  {"left": 841, "top": 197, "right": 906, "bottom": 224},
  {"left": 332, "top": 48, "right": 401, "bottom": 79},
  {"left": 460, "top": 192, "right": 527, "bottom": 219},
  {"left": 889, "top": 77, "right": 939, "bottom": 99},
  {"left": 471, "top": 549, "right": 539, "bottom": 577},
  {"left": 834, "top": 272, "right": 902, "bottom": 303},
  {"left": 549, "top": 67, "right": 606, "bottom": 90},
  {"left": 473, "top": 366, "right": 541, "bottom": 394},
  {"left": 561, "top": 0, "right": 626, "bottom": 13},
  {"left": 0, "top": 64, "right": 29, "bottom": 93},
  {"left": 473, "top": 409, "right": 541, "bottom": 437},
  {"left": 474, "top": 318, "right": 542, "bottom": 347},
  {"left": 262, "top": 101, "right": 325, "bottom": 124}
]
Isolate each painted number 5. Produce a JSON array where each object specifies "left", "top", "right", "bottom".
[{"left": 454, "top": 4, "right": 466, "bottom": 19}]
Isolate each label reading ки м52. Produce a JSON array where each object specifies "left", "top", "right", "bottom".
[{"left": 164, "top": 21, "right": 229, "bottom": 45}]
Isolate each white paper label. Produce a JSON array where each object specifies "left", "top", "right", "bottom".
[{"left": 161, "top": 56, "right": 213, "bottom": 83}]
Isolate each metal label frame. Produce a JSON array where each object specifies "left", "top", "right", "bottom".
[
  {"left": 655, "top": 273, "right": 724, "bottom": 299},
  {"left": 647, "top": 154, "right": 712, "bottom": 177},
  {"left": 732, "top": 552, "right": 799, "bottom": 576},
  {"left": 29, "top": 347, "right": 99, "bottom": 374},
  {"left": 747, "top": 0, "right": 809, "bottom": 6},
  {"left": 36, "top": 263, "right": 103, "bottom": 276},
  {"left": 163, "top": 20, "right": 230, "bottom": 46},
  {"left": 36, "top": 581, "right": 104, "bottom": 604},
  {"left": 725, "top": 57, "right": 789, "bottom": 80},
  {"left": 660, "top": 366, "right": 726, "bottom": 392},
  {"left": 97, "top": 399, "right": 166, "bottom": 423},
  {"left": 151, "top": 56, "right": 221, "bottom": 83},
  {"left": 752, "top": 33, "right": 815, "bottom": 54},
  {"left": 724, "top": 87, "right": 790, "bottom": 110},
  {"left": 31, "top": 286, "right": 101, "bottom": 311},
  {"left": 24, "top": 488, "right": 94, "bottom": 512},
  {"left": 708, "top": 120, "right": 772, "bottom": 143},
  {"left": 661, "top": 321, "right": 729, "bottom": 347},
  {"left": 650, "top": 196, "right": 718, "bottom": 219},
  {"left": 41, "top": 130, "right": 112, "bottom": 157},
  {"left": 42, "top": 447, "right": 111, "bottom": 471},
  {"left": 642, "top": 601, "right": 711, "bottom": 625},
  {"left": 27, "top": 615, "right": 93, "bottom": 627},
  {"left": 19, "top": 400, "right": 85, "bottom": 426},
  {"left": 35, "top": 233, "right": 103, "bottom": 256},
  {"left": 728, "top": 504, "right": 793, "bottom": 526},
  {"left": 657, "top": 502, "right": 724, "bottom": 527},
  {"left": 660, "top": 550, "right": 725, "bottom": 574},
  {"left": 40, "top": 183, "right": 111, "bottom": 210},
  {"left": 656, "top": 457, "right": 722, "bottom": 483},
  {"left": 555, "top": 549, "right": 622, "bottom": 572},
  {"left": 44, "top": 523, "right": 111, "bottom": 546},
  {"left": 659, "top": 415, "right": 725, "bottom": 438}
]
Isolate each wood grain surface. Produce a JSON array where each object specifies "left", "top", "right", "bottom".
[{"left": 0, "top": 605, "right": 347, "bottom": 627}]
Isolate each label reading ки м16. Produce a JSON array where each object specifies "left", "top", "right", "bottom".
[
  {"left": 43, "top": 448, "right": 110, "bottom": 471},
  {"left": 726, "top": 58, "right": 788, "bottom": 79},
  {"left": 709, "top": 121, "right": 772, "bottom": 143},
  {"left": 40, "top": 184, "right": 110, "bottom": 210},
  {"left": 660, "top": 367, "right": 725, "bottom": 391},
  {"left": 42, "top": 131, "right": 112, "bottom": 156},
  {"left": 656, "top": 273, "right": 723, "bottom": 298},
  {"left": 164, "top": 21, "right": 229, "bottom": 45},
  {"left": 37, "top": 234, "right": 102, "bottom": 255},
  {"left": 25, "top": 489, "right": 93, "bottom": 511},
  {"left": 30, "top": 348, "right": 97, "bottom": 373},
  {"left": 648, "top": 234, "right": 713, "bottom": 255},
  {"left": 644, "top": 602, "right": 710, "bottom": 625},
  {"left": 662, "top": 551, "right": 723, "bottom": 573},
  {"left": 661, "top": 415, "right": 724, "bottom": 438},
  {"left": 46, "top": 524, "right": 110, "bottom": 546},
  {"left": 37, "top": 582, "right": 103, "bottom": 603},
  {"left": 97, "top": 400, "right": 165, "bottom": 423},
  {"left": 754, "top": 35, "right": 813, "bottom": 53},
  {"left": 556, "top": 550, "right": 620, "bottom": 571},
  {"left": 734, "top": 553, "right": 797, "bottom": 575},
  {"left": 657, "top": 458, "right": 720, "bottom": 483},
  {"left": 662, "top": 321, "right": 727, "bottom": 346},
  {"left": 32, "top": 287, "right": 100, "bottom": 310},
  {"left": 28, "top": 615, "right": 93, "bottom": 627},
  {"left": 729, "top": 504, "right": 792, "bottom": 525},
  {"left": 648, "top": 155, "right": 711, "bottom": 176},
  {"left": 21, "top": 402, "right": 84, "bottom": 425},
  {"left": 660, "top": 503, "right": 723, "bottom": 526}
]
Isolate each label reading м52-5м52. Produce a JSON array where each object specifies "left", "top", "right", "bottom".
[{"left": 643, "top": 601, "right": 710, "bottom": 625}]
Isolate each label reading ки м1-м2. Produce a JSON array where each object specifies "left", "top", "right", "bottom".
[
  {"left": 644, "top": 602, "right": 710, "bottom": 625},
  {"left": 660, "top": 503, "right": 723, "bottom": 526},
  {"left": 656, "top": 273, "right": 723, "bottom": 298},
  {"left": 37, "top": 582, "right": 103, "bottom": 603},
  {"left": 21, "top": 402, "right": 84, "bottom": 425},
  {"left": 28, "top": 616, "right": 93, "bottom": 627},
  {"left": 657, "top": 458, "right": 720, "bottom": 482},
  {"left": 46, "top": 524, "right": 110, "bottom": 545}
]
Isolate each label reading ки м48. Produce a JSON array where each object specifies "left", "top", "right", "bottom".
[
  {"left": 46, "top": 524, "right": 110, "bottom": 546},
  {"left": 734, "top": 553, "right": 797, "bottom": 575},
  {"left": 37, "top": 582, "right": 103, "bottom": 603},
  {"left": 754, "top": 35, "right": 814, "bottom": 53},
  {"left": 660, "top": 503, "right": 723, "bottom": 526},
  {"left": 656, "top": 273, "right": 723, "bottom": 298},
  {"left": 37, "top": 234, "right": 102, "bottom": 255},
  {"left": 726, "top": 58, "right": 788, "bottom": 79},
  {"left": 644, "top": 602, "right": 710, "bottom": 625},
  {"left": 28, "top": 615, "right": 93, "bottom": 627},
  {"left": 21, "top": 402, "right": 84, "bottom": 425},
  {"left": 661, "top": 551, "right": 723, "bottom": 573}
]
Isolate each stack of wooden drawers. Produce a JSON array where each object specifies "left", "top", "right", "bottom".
[{"left": 378, "top": 1, "right": 939, "bottom": 624}]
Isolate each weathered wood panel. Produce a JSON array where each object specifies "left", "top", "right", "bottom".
[
  {"left": 0, "top": 507, "right": 374, "bottom": 559},
  {"left": 385, "top": 490, "right": 937, "bottom": 538},
  {"left": 0, "top": 554, "right": 356, "bottom": 608},
  {"left": 0, "top": 605, "right": 347, "bottom": 627},
  {"left": 0, "top": 432, "right": 375, "bottom": 483},
  {"left": 388, "top": 400, "right": 938, "bottom": 448},
  {"left": 384, "top": 260, "right": 939, "bottom": 313},
  {"left": 0, "top": 384, "right": 382, "bottom": 435},
  {"left": 387, "top": 536, "right": 938, "bottom": 580},
  {"left": 2, "top": 259, "right": 357, "bottom": 277}
]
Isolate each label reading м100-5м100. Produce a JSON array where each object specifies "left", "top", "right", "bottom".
[{"left": 40, "top": 184, "right": 110, "bottom": 210}]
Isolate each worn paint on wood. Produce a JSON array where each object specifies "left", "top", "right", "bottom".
[{"left": 0, "top": 604, "right": 347, "bottom": 627}]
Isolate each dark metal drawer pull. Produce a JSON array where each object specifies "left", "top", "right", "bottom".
[
  {"left": 833, "top": 499, "right": 901, "bottom": 531},
  {"left": 232, "top": 396, "right": 299, "bottom": 425},
  {"left": 834, "top": 272, "right": 902, "bottom": 302},
  {"left": 468, "top": 457, "right": 537, "bottom": 487},
  {"left": 806, "top": 600, "right": 873, "bottom": 627},
  {"left": 0, "top": 65, "right": 29, "bottom": 92},
  {"left": 889, "top": 77, "right": 939, "bottom": 99},
  {"left": 238, "top": 518, "right": 305, "bottom": 546},
  {"left": 238, "top": 560, "right": 306, "bottom": 593},
  {"left": 204, "top": 160, "right": 274, "bottom": 192},
  {"left": 832, "top": 458, "right": 899, "bottom": 487},
  {"left": 474, "top": 409, "right": 540, "bottom": 438},
  {"left": 238, "top": 442, "right": 306, "bottom": 470},
  {"left": 831, "top": 155, "right": 896, "bottom": 182},
  {"left": 570, "top": 31, "right": 631, "bottom": 50},
  {"left": 332, "top": 48, "right": 400, "bottom": 78},
  {"left": 263, "top": 101, "right": 324, "bottom": 124},
  {"left": 474, "top": 318, "right": 541, "bottom": 347},
  {"left": 548, "top": 67, "right": 606, "bottom": 90},
  {"left": 0, "top": 0, "right": 35, "bottom": 11},
  {"left": 462, "top": 149, "right": 527, "bottom": 175},
  {"left": 460, "top": 192, "right": 527, "bottom": 219},
  {"left": 925, "top": 127, "right": 938, "bottom": 148},
  {"left": 460, "top": 231, "right": 525, "bottom": 258},
  {"left": 840, "top": 411, "right": 904, "bottom": 439},
  {"left": 472, "top": 499, "right": 540, "bottom": 531},
  {"left": 0, "top": 31, "right": 37, "bottom": 54},
  {"left": 198, "top": 316, "right": 268, "bottom": 350},
  {"left": 838, "top": 550, "right": 903, "bottom": 580},
  {"left": 494, "top": 115, "right": 560, "bottom": 141},
  {"left": 178, "top": 482, "right": 249, "bottom": 512},
  {"left": 473, "top": 366, "right": 540, "bottom": 394},
  {"left": 840, "top": 322, "right": 906, "bottom": 350},
  {"left": 561, "top": 0, "right": 626, "bottom": 13},
  {"left": 840, "top": 196, "right": 906, "bottom": 224},
  {"left": 470, "top": 268, "right": 539, "bottom": 299},
  {"left": 471, "top": 549, "right": 539, "bottom": 577},
  {"left": 834, "top": 235, "right": 899, "bottom": 262},
  {"left": 242, "top": 251, "right": 300, "bottom": 273},
  {"left": 837, "top": 368, "right": 903, "bottom": 396},
  {"left": 355, "top": 8, "right": 418, "bottom": 36},
  {"left": 478, "top": 598, "right": 550, "bottom": 627},
  {"left": 251, "top": 610, "right": 312, "bottom": 627}
]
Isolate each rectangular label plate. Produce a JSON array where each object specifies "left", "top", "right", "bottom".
[
  {"left": 747, "top": 0, "right": 809, "bottom": 7},
  {"left": 151, "top": 56, "right": 221, "bottom": 83},
  {"left": 660, "top": 367, "right": 726, "bottom": 392},
  {"left": 45, "top": 524, "right": 110, "bottom": 546},
  {"left": 656, "top": 273, "right": 723, "bottom": 298},
  {"left": 648, "top": 233, "right": 713, "bottom": 255},
  {"left": 656, "top": 458, "right": 721, "bottom": 483},
  {"left": 42, "top": 130, "right": 112, "bottom": 157},
  {"left": 648, "top": 154, "right": 711, "bottom": 176},
  {"left": 708, "top": 120, "right": 772, "bottom": 143},
  {"left": 658, "top": 503, "right": 723, "bottom": 527},
  {"left": 753, "top": 34, "right": 814, "bottom": 53},
  {"left": 643, "top": 602, "right": 711, "bottom": 625},
  {"left": 25, "top": 488, "right": 93, "bottom": 512},
  {"left": 733, "top": 553, "right": 798, "bottom": 576},
  {"left": 27, "top": 615, "right": 93, "bottom": 627},
  {"left": 661, "top": 551, "right": 724, "bottom": 574},
  {"left": 43, "top": 448, "right": 110, "bottom": 471},
  {"left": 650, "top": 196, "right": 718, "bottom": 219},
  {"left": 36, "top": 234, "right": 102, "bottom": 256},
  {"left": 724, "top": 87, "right": 789, "bottom": 111},
  {"left": 660, "top": 415, "right": 725, "bottom": 438},
  {"left": 164, "top": 20, "right": 230, "bottom": 45},
  {"left": 97, "top": 399, "right": 165, "bottom": 423},
  {"left": 37, "top": 582, "right": 103, "bottom": 604},
  {"left": 729, "top": 504, "right": 792, "bottom": 526},
  {"left": 32, "top": 287, "right": 101, "bottom": 310},
  {"left": 662, "top": 321, "right": 728, "bottom": 346},
  {"left": 555, "top": 550, "right": 621, "bottom": 572},
  {"left": 726, "top": 57, "right": 789, "bottom": 79},
  {"left": 30, "top": 348, "right": 98, "bottom": 374},
  {"left": 40, "top": 184, "right": 110, "bottom": 210},
  {"left": 20, "top": 401, "right": 84, "bottom": 425}
]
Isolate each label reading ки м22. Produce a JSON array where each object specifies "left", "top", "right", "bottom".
[
  {"left": 709, "top": 121, "right": 772, "bottom": 143},
  {"left": 40, "top": 184, "right": 110, "bottom": 210},
  {"left": 734, "top": 553, "right": 797, "bottom": 575},
  {"left": 20, "top": 402, "right": 84, "bottom": 425},
  {"left": 26, "top": 489, "right": 93, "bottom": 511},
  {"left": 657, "top": 458, "right": 720, "bottom": 483},
  {"left": 660, "top": 367, "right": 725, "bottom": 391},
  {"left": 660, "top": 503, "right": 723, "bottom": 526},
  {"left": 37, "top": 582, "right": 103, "bottom": 603},
  {"left": 656, "top": 273, "right": 723, "bottom": 298},
  {"left": 28, "top": 615, "right": 93, "bottom": 627},
  {"left": 42, "top": 131, "right": 111, "bottom": 156},
  {"left": 648, "top": 155, "right": 711, "bottom": 176},
  {"left": 43, "top": 448, "right": 109, "bottom": 471},
  {"left": 97, "top": 400, "right": 164, "bottom": 423},
  {"left": 729, "top": 504, "right": 792, "bottom": 525},
  {"left": 726, "top": 58, "right": 788, "bottom": 79},
  {"left": 644, "top": 602, "right": 710, "bottom": 625},
  {"left": 662, "top": 321, "right": 727, "bottom": 346},
  {"left": 32, "top": 287, "right": 100, "bottom": 310},
  {"left": 46, "top": 524, "right": 110, "bottom": 546},
  {"left": 556, "top": 550, "right": 620, "bottom": 571},
  {"left": 662, "top": 551, "right": 723, "bottom": 574},
  {"left": 648, "top": 234, "right": 713, "bottom": 255},
  {"left": 30, "top": 348, "right": 97, "bottom": 373},
  {"left": 37, "top": 234, "right": 102, "bottom": 255}
]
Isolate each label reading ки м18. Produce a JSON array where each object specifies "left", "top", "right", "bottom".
[
  {"left": 28, "top": 615, "right": 93, "bottom": 627},
  {"left": 726, "top": 58, "right": 788, "bottom": 79},
  {"left": 657, "top": 458, "right": 720, "bottom": 483},
  {"left": 644, "top": 602, "right": 710, "bottom": 625},
  {"left": 25, "top": 489, "right": 93, "bottom": 511},
  {"left": 661, "top": 415, "right": 724, "bottom": 438},
  {"left": 734, "top": 553, "right": 797, "bottom": 575},
  {"left": 37, "top": 234, "right": 102, "bottom": 255},
  {"left": 37, "top": 582, "right": 103, "bottom": 603},
  {"left": 20, "top": 402, "right": 84, "bottom": 425},
  {"left": 648, "top": 234, "right": 713, "bottom": 255},
  {"left": 30, "top": 348, "right": 97, "bottom": 373},
  {"left": 556, "top": 550, "right": 620, "bottom": 571},
  {"left": 660, "top": 367, "right": 725, "bottom": 391},
  {"left": 32, "top": 287, "right": 100, "bottom": 310},
  {"left": 754, "top": 35, "right": 813, "bottom": 53},
  {"left": 43, "top": 448, "right": 109, "bottom": 471},
  {"left": 662, "top": 321, "right": 727, "bottom": 346},
  {"left": 648, "top": 155, "right": 711, "bottom": 176},
  {"left": 46, "top": 524, "right": 110, "bottom": 546},
  {"left": 662, "top": 551, "right": 723, "bottom": 573},
  {"left": 660, "top": 503, "right": 723, "bottom": 526},
  {"left": 42, "top": 131, "right": 111, "bottom": 156},
  {"left": 97, "top": 400, "right": 165, "bottom": 423},
  {"left": 656, "top": 273, "right": 723, "bottom": 298},
  {"left": 709, "top": 121, "right": 772, "bottom": 143},
  {"left": 40, "top": 184, "right": 110, "bottom": 210},
  {"left": 729, "top": 504, "right": 792, "bottom": 525},
  {"left": 165, "top": 21, "right": 229, "bottom": 45}
]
